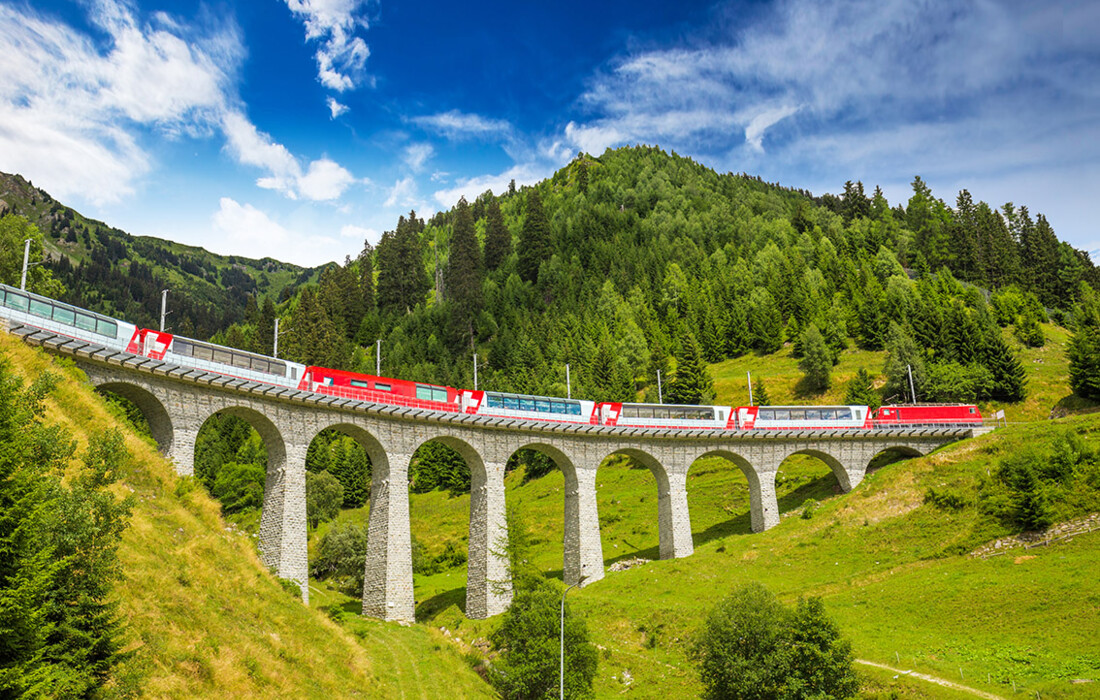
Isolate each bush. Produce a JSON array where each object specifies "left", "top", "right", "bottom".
[
  {"left": 691, "top": 583, "right": 858, "bottom": 700},
  {"left": 306, "top": 471, "right": 344, "bottom": 528},
  {"left": 489, "top": 578, "right": 598, "bottom": 699},
  {"left": 211, "top": 462, "right": 265, "bottom": 514},
  {"left": 311, "top": 522, "right": 369, "bottom": 595}
]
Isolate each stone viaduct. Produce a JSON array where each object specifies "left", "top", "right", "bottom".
[{"left": 9, "top": 323, "right": 984, "bottom": 623}]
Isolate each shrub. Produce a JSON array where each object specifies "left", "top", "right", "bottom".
[
  {"left": 211, "top": 462, "right": 265, "bottom": 514},
  {"left": 691, "top": 583, "right": 858, "bottom": 700},
  {"left": 489, "top": 578, "right": 598, "bottom": 699},
  {"left": 306, "top": 471, "right": 344, "bottom": 528},
  {"left": 311, "top": 522, "right": 369, "bottom": 595}
]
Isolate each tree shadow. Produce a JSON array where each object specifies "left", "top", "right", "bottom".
[{"left": 1050, "top": 393, "right": 1100, "bottom": 420}]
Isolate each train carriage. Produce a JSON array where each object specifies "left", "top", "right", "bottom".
[
  {"left": 303, "top": 366, "right": 461, "bottom": 412},
  {"left": 464, "top": 390, "right": 597, "bottom": 423},
  {"left": 599, "top": 402, "right": 736, "bottom": 429},
  {"left": 126, "top": 328, "right": 305, "bottom": 388},
  {"left": 737, "top": 405, "right": 873, "bottom": 430},
  {"left": 0, "top": 282, "right": 135, "bottom": 351}
]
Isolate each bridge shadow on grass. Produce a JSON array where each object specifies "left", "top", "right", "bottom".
[
  {"left": 777, "top": 474, "right": 840, "bottom": 516},
  {"left": 415, "top": 586, "right": 466, "bottom": 621},
  {"left": 690, "top": 511, "right": 754, "bottom": 550}
]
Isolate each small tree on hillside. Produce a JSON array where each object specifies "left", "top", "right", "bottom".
[
  {"left": 797, "top": 324, "right": 832, "bottom": 394},
  {"left": 754, "top": 379, "right": 771, "bottom": 406},
  {"left": 489, "top": 578, "right": 598, "bottom": 699},
  {"left": 667, "top": 333, "right": 715, "bottom": 405},
  {"left": 843, "top": 368, "right": 881, "bottom": 411},
  {"left": 691, "top": 583, "right": 858, "bottom": 700},
  {"left": 306, "top": 471, "right": 343, "bottom": 528},
  {"left": 882, "top": 322, "right": 926, "bottom": 402}
]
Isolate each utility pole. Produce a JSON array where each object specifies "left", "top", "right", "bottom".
[
  {"left": 656, "top": 370, "right": 663, "bottom": 404},
  {"left": 376, "top": 339, "right": 381, "bottom": 376},
  {"left": 747, "top": 371, "right": 754, "bottom": 405},
  {"left": 907, "top": 364, "right": 917, "bottom": 403},
  {"left": 273, "top": 318, "right": 280, "bottom": 358},
  {"left": 566, "top": 364, "right": 571, "bottom": 399},
  {"left": 159, "top": 290, "right": 169, "bottom": 332},
  {"left": 19, "top": 239, "right": 31, "bottom": 290},
  {"left": 473, "top": 353, "right": 478, "bottom": 390}
]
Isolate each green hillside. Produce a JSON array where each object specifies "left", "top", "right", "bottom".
[
  {"left": 0, "top": 171, "right": 320, "bottom": 339},
  {"left": 0, "top": 330, "right": 494, "bottom": 698}
]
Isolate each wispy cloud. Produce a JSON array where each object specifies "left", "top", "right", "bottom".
[
  {"left": 565, "top": 0, "right": 1100, "bottom": 171},
  {"left": 411, "top": 109, "right": 512, "bottom": 140},
  {"left": 403, "top": 143, "right": 434, "bottom": 173},
  {"left": 0, "top": 0, "right": 239, "bottom": 203},
  {"left": 327, "top": 97, "right": 349, "bottom": 118},
  {"left": 384, "top": 176, "right": 420, "bottom": 208},
  {"left": 432, "top": 163, "right": 547, "bottom": 208},
  {"left": 0, "top": 2, "right": 361, "bottom": 205},
  {"left": 212, "top": 197, "right": 342, "bottom": 266},
  {"left": 283, "top": 0, "right": 372, "bottom": 92}
]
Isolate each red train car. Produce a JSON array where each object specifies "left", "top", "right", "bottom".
[
  {"left": 873, "top": 404, "right": 982, "bottom": 427},
  {"left": 302, "top": 366, "right": 461, "bottom": 412}
]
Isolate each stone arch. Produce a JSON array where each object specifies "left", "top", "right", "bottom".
[
  {"left": 591, "top": 446, "right": 674, "bottom": 562},
  {"left": 776, "top": 447, "right": 853, "bottom": 492},
  {"left": 691, "top": 449, "right": 773, "bottom": 535},
  {"left": 211, "top": 405, "right": 288, "bottom": 469},
  {"left": 310, "top": 421, "right": 389, "bottom": 474},
  {"left": 407, "top": 433, "right": 511, "bottom": 619},
  {"left": 865, "top": 443, "right": 926, "bottom": 475},
  {"left": 95, "top": 380, "right": 173, "bottom": 453}
]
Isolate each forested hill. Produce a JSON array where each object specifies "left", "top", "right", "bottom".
[
  {"left": 0, "top": 171, "right": 321, "bottom": 338},
  {"left": 238, "top": 145, "right": 1091, "bottom": 409}
]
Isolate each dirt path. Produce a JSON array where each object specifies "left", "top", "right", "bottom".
[{"left": 856, "top": 659, "right": 1007, "bottom": 700}]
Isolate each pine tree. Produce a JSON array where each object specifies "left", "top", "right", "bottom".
[
  {"left": 754, "top": 379, "right": 771, "bottom": 406},
  {"left": 980, "top": 326, "right": 1026, "bottom": 401},
  {"left": 483, "top": 199, "right": 512, "bottom": 271},
  {"left": 358, "top": 242, "right": 376, "bottom": 311},
  {"left": 445, "top": 198, "right": 484, "bottom": 350},
  {"left": 376, "top": 212, "right": 429, "bottom": 315},
  {"left": 882, "top": 322, "right": 926, "bottom": 402},
  {"left": 798, "top": 324, "right": 832, "bottom": 393},
  {"left": 667, "top": 333, "right": 715, "bottom": 405},
  {"left": 843, "top": 368, "right": 881, "bottom": 410},
  {"left": 517, "top": 189, "right": 552, "bottom": 284},
  {"left": 253, "top": 297, "right": 276, "bottom": 355},
  {"left": 284, "top": 287, "right": 348, "bottom": 368},
  {"left": 748, "top": 289, "right": 783, "bottom": 354}
]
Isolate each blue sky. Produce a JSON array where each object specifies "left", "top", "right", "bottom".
[{"left": 1, "top": 0, "right": 1097, "bottom": 267}]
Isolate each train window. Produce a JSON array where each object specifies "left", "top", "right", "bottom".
[
  {"left": 53, "top": 306, "right": 75, "bottom": 325},
  {"left": 29, "top": 298, "right": 51, "bottom": 318},
  {"left": 718, "top": 411, "right": 725, "bottom": 422},
  {"left": 517, "top": 398, "right": 534, "bottom": 411},
  {"left": 416, "top": 385, "right": 433, "bottom": 401},
  {"left": 805, "top": 409, "right": 820, "bottom": 420},
  {"left": 535, "top": 400, "right": 551, "bottom": 412},
  {"left": 788, "top": 409, "right": 803, "bottom": 420},
  {"left": 210, "top": 348, "right": 230, "bottom": 365},
  {"left": 6, "top": 291, "right": 28, "bottom": 311},
  {"left": 774, "top": 410, "right": 791, "bottom": 420},
  {"left": 570, "top": 403, "right": 582, "bottom": 415},
  {"left": 350, "top": 380, "right": 369, "bottom": 388},
  {"left": 74, "top": 312, "right": 97, "bottom": 332},
  {"left": 503, "top": 396, "right": 519, "bottom": 410},
  {"left": 232, "top": 353, "right": 251, "bottom": 369},
  {"left": 969, "top": 407, "right": 975, "bottom": 414},
  {"left": 374, "top": 383, "right": 391, "bottom": 392},
  {"left": 758, "top": 409, "right": 773, "bottom": 420},
  {"left": 837, "top": 408, "right": 852, "bottom": 420},
  {"left": 486, "top": 394, "right": 503, "bottom": 408},
  {"left": 551, "top": 401, "right": 566, "bottom": 413},
  {"left": 433, "top": 388, "right": 448, "bottom": 402}
]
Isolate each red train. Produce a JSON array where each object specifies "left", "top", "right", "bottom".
[{"left": 37, "top": 311, "right": 984, "bottom": 431}]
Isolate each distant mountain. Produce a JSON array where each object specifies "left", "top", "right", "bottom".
[{"left": 0, "top": 171, "right": 321, "bottom": 338}]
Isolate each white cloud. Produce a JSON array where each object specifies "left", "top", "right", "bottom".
[
  {"left": 411, "top": 110, "right": 512, "bottom": 140},
  {"left": 284, "top": 0, "right": 372, "bottom": 92},
  {"left": 340, "top": 224, "right": 377, "bottom": 242},
  {"left": 384, "top": 176, "right": 419, "bottom": 208},
  {"left": 432, "top": 163, "right": 548, "bottom": 209},
  {"left": 0, "top": 0, "right": 239, "bottom": 203},
  {"left": 0, "top": 1, "right": 360, "bottom": 208},
  {"left": 403, "top": 143, "right": 434, "bottom": 172},
  {"left": 744, "top": 104, "right": 799, "bottom": 153},
  {"left": 297, "top": 158, "right": 356, "bottom": 200},
  {"left": 327, "top": 97, "right": 348, "bottom": 118},
  {"left": 212, "top": 197, "right": 345, "bottom": 266}
]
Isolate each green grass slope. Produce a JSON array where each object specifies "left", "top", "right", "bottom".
[{"left": 0, "top": 330, "right": 494, "bottom": 699}]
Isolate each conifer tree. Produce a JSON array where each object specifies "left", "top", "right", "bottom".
[
  {"left": 748, "top": 289, "right": 783, "bottom": 354},
  {"left": 754, "top": 379, "right": 771, "bottom": 406},
  {"left": 445, "top": 198, "right": 483, "bottom": 350},
  {"left": 798, "top": 324, "right": 833, "bottom": 393},
  {"left": 981, "top": 327, "right": 1027, "bottom": 401},
  {"left": 843, "top": 368, "right": 881, "bottom": 410},
  {"left": 284, "top": 287, "right": 348, "bottom": 368},
  {"left": 517, "top": 189, "right": 552, "bottom": 284},
  {"left": 483, "top": 199, "right": 512, "bottom": 271},
  {"left": 667, "top": 333, "right": 715, "bottom": 405},
  {"left": 376, "top": 212, "right": 429, "bottom": 315},
  {"left": 358, "top": 242, "right": 375, "bottom": 311},
  {"left": 882, "top": 322, "right": 926, "bottom": 402},
  {"left": 254, "top": 297, "right": 276, "bottom": 355}
]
